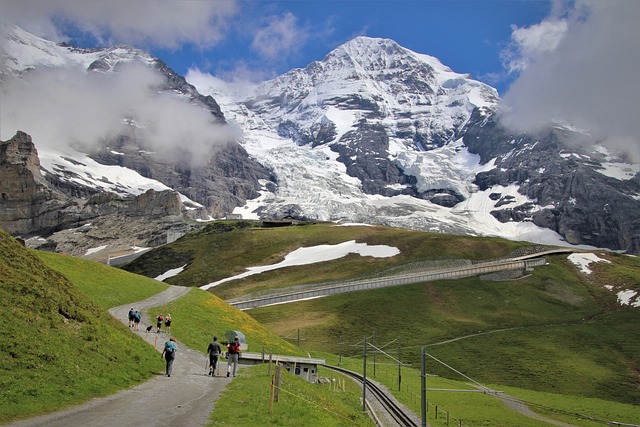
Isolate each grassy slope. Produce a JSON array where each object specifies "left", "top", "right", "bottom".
[
  {"left": 36, "top": 251, "right": 168, "bottom": 308},
  {"left": 249, "top": 255, "right": 640, "bottom": 401},
  {"left": 2, "top": 225, "right": 368, "bottom": 425},
  {"left": 7, "top": 220, "right": 639, "bottom": 425},
  {"left": 208, "top": 364, "right": 374, "bottom": 426},
  {"left": 0, "top": 229, "right": 164, "bottom": 423},
  {"left": 122, "top": 221, "right": 532, "bottom": 299},
  {"left": 121, "top": 221, "right": 640, "bottom": 424}
]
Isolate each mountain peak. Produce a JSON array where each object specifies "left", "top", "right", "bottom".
[
  {"left": 1, "top": 24, "right": 155, "bottom": 74},
  {"left": 330, "top": 36, "right": 452, "bottom": 76}
]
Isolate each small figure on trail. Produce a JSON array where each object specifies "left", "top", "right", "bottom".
[
  {"left": 133, "top": 310, "right": 141, "bottom": 331},
  {"left": 156, "top": 314, "right": 164, "bottom": 333},
  {"left": 161, "top": 337, "right": 178, "bottom": 377},
  {"left": 164, "top": 314, "right": 172, "bottom": 333},
  {"left": 226, "top": 336, "right": 241, "bottom": 377},
  {"left": 128, "top": 308, "right": 135, "bottom": 327},
  {"left": 207, "top": 336, "right": 222, "bottom": 376}
]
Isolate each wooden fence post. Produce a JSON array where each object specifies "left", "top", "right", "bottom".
[{"left": 274, "top": 364, "right": 282, "bottom": 402}]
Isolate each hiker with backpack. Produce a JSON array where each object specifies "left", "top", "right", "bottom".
[
  {"left": 128, "top": 308, "right": 135, "bottom": 327},
  {"left": 206, "top": 336, "right": 222, "bottom": 376},
  {"left": 133, "top": 310, "right": 141, "bottom": 331},
  {"left": 156, "top": 314, "right": 163, "bottom": 333},
  {"left": 162, "top": 337, "right": 178, "bottom": 377},
  {"left": 164, "top": 314, "right": 172, "bottom": 333},
  {"left": 226, "top": 336, "right": 241, "bottom": 377}
]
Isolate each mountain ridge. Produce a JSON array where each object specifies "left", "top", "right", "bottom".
[{"left": 1, "top": 26, "right": 639, "bottom": 255}]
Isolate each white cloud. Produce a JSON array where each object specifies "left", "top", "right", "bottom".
[
  {"left": 251, "top": 12, "right": 308, "bottom": 60},
  {"left": 0, "top": 0, "right": 238, "bottom": 49},
  {"left": 498, "top": 0, "right": 640, "bottom": 159},
  {"left": 0, "top": 62, "right": 237, "bottom": 165},
  {"left": 502, "top": 19, "right": 568, "bottom": 74}
]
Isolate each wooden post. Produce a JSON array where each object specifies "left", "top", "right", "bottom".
[
  {"left": 268, "top": 350, "right": 272, "bottom": 377},
  {"left": 269, "top": 374, "right": 275, "bottom": 415},
  {"left": 274, "top": 365, "right": 282, "bottom": 402}
]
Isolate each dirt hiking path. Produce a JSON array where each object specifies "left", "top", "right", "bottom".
[{"left": 10, "top": 286, "right": 236, "bottom": 427}]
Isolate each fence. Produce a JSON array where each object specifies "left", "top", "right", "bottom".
[{"left": 230, "top": 257, "right": 548, "bottom": 309}]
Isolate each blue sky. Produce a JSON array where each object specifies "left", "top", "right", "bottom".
[
  {"left": 3, "top": 0, "right": 551, "bottom": 94},
  {"left": 154, "top": 0, "right": 551, "bottom": 94}
]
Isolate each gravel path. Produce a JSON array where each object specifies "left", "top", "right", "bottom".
[{"left": 10, "top": 286, "right": 236, "bottom": 427}]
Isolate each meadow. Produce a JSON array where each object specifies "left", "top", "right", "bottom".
[{"left": 2, "top": 221, "right": 639, "bottom": 426}]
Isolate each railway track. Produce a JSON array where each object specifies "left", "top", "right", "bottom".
[{"left": 325, "top": 365, "right": 420, "bottom": 427}]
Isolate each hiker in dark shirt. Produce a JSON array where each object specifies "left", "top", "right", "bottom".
[
  {"left": 161, "top": 337, "right": 178, "bottom": 377},
  {"left": 128, "top": 308, "right": 135, "bottom": 328},
  {"left": 133, "top": 310, "right": 141, "bottom": 331},
  {"left": 206, "top": 336, "right": 222, "bottom": 376}
]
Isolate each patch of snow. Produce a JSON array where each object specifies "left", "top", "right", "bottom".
[
  {"left": 85, "top": 245, "right": 108, "bottom": 256},
  {"left": 155, "top": 264, "right": 187, "bottom": 281},
  {"left": 324, "top": 107, "right": 356, "bottom": 141},
  {"left": 617, "top": 290, "right": 639, "bottom": 307},
  {"left": 200, "top": 240, "right": 400, "bottom": 290},
  {"left": 567, "top": 253, "right": 612, "bottom": 274},
  {"left": 596, "top": 162, "right": 640, "bottom": 180}
]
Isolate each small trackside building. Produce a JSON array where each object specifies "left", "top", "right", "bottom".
[{"left": 239, "top": 352, "right": 325, "bottom": 383}]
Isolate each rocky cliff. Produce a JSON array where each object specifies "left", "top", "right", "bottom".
[{"left": 0, "top": 131, "right": 197, "bottom": 258}]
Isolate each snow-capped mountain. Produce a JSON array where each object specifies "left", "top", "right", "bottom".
[
  {"left": 2, "top": 27, "right": 639, "bottom": 256},
  {"left": 0, "top": 24, "right": 269, "bottom": 247},
  {"left": 193, "top": 36, "right": 640, "bottom": 253}
]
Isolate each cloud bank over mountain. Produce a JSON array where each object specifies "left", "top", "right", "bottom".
[
  {"left": 0, "top": 60, "right": 236, "bottom": 164},
  {"left": 0, "top": 0, "right": 238, "bottom": 49},
  {"left": 500, "top": 0, "right": 640, "bottom": 159}
]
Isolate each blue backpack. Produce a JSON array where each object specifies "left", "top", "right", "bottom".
[{"left": 165, "top": 341, "right": 175, "bottom": 354}]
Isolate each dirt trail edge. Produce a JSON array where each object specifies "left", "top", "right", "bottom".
[{"left": 10, "top": 285, "right": 235, "bottom": 427}]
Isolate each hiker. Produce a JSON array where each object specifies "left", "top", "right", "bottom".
[
  {"left": 226, "top": 336, "right": 241, "bottom": 377},
  {"left": 207, "top": 336, "right": 222, "bottom": 376},
  {"left": 161, "top": 337, "right": 178, "bottom": 377},
  {"left": 164, "top": 314, "right": 172, "bottom": 333},
  {"left": 128, "top": 308, "right": 135, "bottom": 327},
  {"left": 133, "top": 310, "right": 141, "bottom": 331},
  {"left": 156, "top": 314, "right": 163, "bottom": 333}
]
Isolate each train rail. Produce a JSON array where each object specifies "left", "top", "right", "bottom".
[{"left": 325, "top": 364, "right": 420, "bottom": 427}]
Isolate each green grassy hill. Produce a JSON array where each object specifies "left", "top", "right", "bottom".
[
  {"left": 0, "top": 229, "right": 164, "bottom": 423},
  {"left": 3, "top": 220, "right": 639, "bottom": 426},
  {"left": 122, "top": 220, "right": 640, "bottom": 422}
]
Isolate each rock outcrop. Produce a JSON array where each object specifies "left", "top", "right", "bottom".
[{"left": 0, "top": 131, "right": 195, "bottom": 257}]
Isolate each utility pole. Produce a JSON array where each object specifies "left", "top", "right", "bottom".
[
  {"left": 373, "top": 331, "right": 376, "bottom": 377},
  {"left": 421, "top": 346, "right": 427, "bottom": 427},
  {"left": 362, "top": 336, "right": 367, "bottom": 413},
  {"left": 398, "top": 336, "right": 402, "bottom": 391}
]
